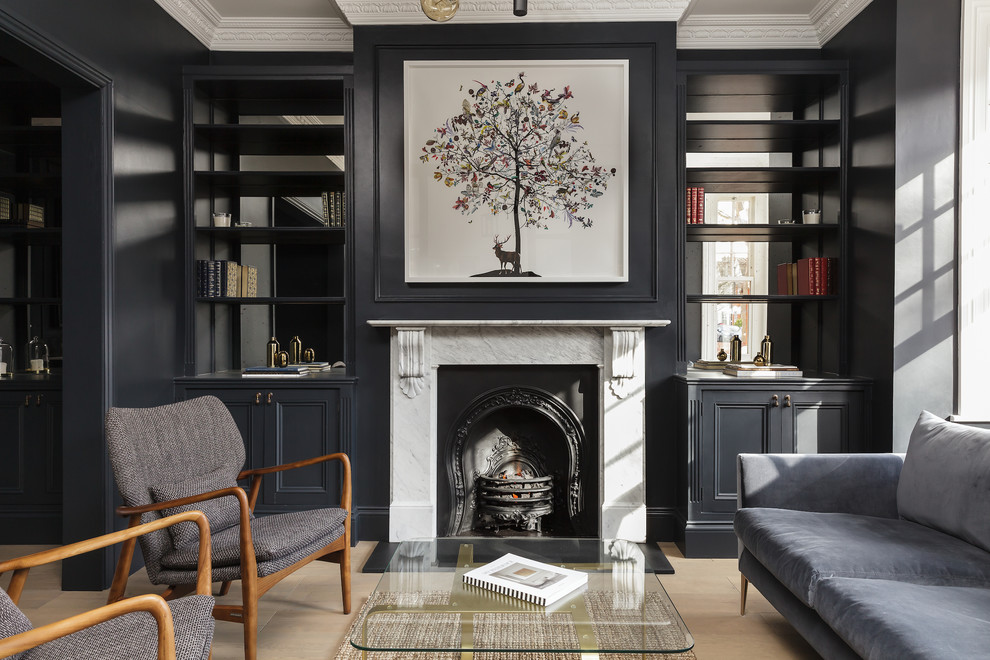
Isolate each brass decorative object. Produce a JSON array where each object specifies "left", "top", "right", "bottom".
[
  {"left": 289, "top": 335, "right": 302, "bottom": 365},
  {"left": 303, "top": 348, "right": 315, "bottom": 363},
  {"left": 421, "top": 0, "right": 459, "bottom": 22},
  {"left": 760, "top": 334, "right": 773, "bottom": 364},
  {"left": 716, "top": 348, "right": 727, "bottom": 361},
  {"left": 275, "top": 350, "right": 289, "bottom": 368},
  {"left": 266, "top": 336, "right": 280, "bottom": 368},
  {"left": 753, "top": 353, "right": 766, "bottom": 366},
  {"left": 729, "top": 335, "right": 742, "bottom": 362}
]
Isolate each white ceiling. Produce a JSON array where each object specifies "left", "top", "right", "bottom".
[{"left": 153, "top": 0, "right": 873, "bottom": 52}]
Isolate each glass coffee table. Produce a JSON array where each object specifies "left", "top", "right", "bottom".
[{"left": 351, "top": 538, "right": 694, "bottom": 657}]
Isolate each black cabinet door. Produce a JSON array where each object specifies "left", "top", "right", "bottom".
[
  {"left": 782, "top": 389, "right": 865, "bottom": 454},
  {"left": 701, "top": 389, "right": 780, "bottom": 515},
  {"left": 0, "top": 388, "right": 61, "bottom": 542},
  {"left": 261, "top": 388, "right": 343, "bottom": 511}
]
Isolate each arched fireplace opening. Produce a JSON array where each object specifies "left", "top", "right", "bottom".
[{"left": 441, "top": 384, "right": 597, "bottom": 537}]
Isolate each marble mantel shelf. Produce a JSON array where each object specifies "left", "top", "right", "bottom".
[{"left": 367, "top": 319, "right": 672, "bottom": 327}]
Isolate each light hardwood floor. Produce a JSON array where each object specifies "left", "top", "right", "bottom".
[{"left": 1, "top": 541, "right": 819, "bottom": 659}]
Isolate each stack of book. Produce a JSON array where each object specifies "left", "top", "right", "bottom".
[
  {"left": 241, "top": 365, "right": 308, "bottom": 378},
  {"left": 723, "top": 363, "right": 803, "bottom": 378},
  {"left": 322, "top": 191, "right": 346, "bottom": 227},
  {"left": 462, "top": 553, "right": 588, "bottom": 607},
  {"left": 685, "top": 186, "right": 705, "bottom": 224},
  {"left": 776, "top": 257, "right": 836, "bottom": 295},
  {"left": 197, "top": 260, "right": 258, "bottom": 298}
]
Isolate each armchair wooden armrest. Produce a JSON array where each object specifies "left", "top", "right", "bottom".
[
  {"left": 0, "top": 511, "right": 212, "bottom": 605},
  {"left": 237, "top": 452, "right": 351, "bottom": 513},
  {"left": 0, "top": 594, "right": 176, "bottom": 660},
  {"left": 109, "top": 489, "right": 255, "bottom": 606}
]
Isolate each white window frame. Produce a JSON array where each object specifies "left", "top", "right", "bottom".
[
  {"left": 700, "top": 194, "right": 769, "bottom": 361},
  {"left": 958, "top": 0, "right": 990, "bottom": 418}
]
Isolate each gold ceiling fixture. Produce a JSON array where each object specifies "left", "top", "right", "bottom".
[{"left": 421, "top": 0, "right": 459, "bottom": 22}]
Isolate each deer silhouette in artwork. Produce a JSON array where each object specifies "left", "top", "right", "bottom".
[{"left": 492, "top": 234, "right": 521, "bottom": 274}]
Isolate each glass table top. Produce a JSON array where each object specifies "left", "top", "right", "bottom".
[{"left": 350, "top": 537, "right": 694, "bottom": 655}]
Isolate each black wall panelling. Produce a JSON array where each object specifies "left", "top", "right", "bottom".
[
  {"left": 353, "top": 23, "right": 679, "bottom": 540},
  {"left": 0, "top": 0, "right": 208, "bottom": 589},
  {"left": 822, "top": 0, "right": 897, "bottom": 451}
]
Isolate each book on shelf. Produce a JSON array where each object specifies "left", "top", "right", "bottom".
[
  {"left": 197, "top": 260, "right": 258, "bottom": 299},
  {"left": 776, "top": 258, "right": 836, "bottom": 296},
  {"left": 461, "top": 553, "right": 588, "bottom": 607},
  {"left": 321, "top": 192, "right": 330, "bottom": 226},
  {"left": 241, "top": 365, "right": 308, "bottom": 378},
  {"left": 685, "top": 186, "right": 705, "bottom": 224},
  {"left": 723, "top": 364, "right": 803, "bottom": 378}
]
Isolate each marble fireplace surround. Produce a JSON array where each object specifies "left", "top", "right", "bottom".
[{"left": 368, "top": 319, "right": 670, "bottom": 542}]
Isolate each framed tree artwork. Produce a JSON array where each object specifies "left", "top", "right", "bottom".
[{"left": 404, "top": 60, "right": 629, "bottom": 283}]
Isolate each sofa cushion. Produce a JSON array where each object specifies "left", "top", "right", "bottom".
[
  {"left": 897, "top": 411, "right": 990, "bottom": 553},
  {"left": 735, "top": 507, "right": 990, "bottom": 608},
  {"left": 816, "top": 578, "right": 990, "bottom": 660},
  {"left": 150, "top": 469, "right": 242, "bottom": 548}
]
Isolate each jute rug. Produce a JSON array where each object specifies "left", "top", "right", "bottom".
[{"left": 334, "top": 591, "right": 696, "bottom": 659}]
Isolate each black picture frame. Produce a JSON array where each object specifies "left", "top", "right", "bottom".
[{"left": 365, "top": 24, "right": 669, "bottom": 302}]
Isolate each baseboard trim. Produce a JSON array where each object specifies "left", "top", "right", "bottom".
[
  {"left": 353, "top": 506, "right": 389, "bottom": 542},
  {"left": 646, "top": 506, "right": 680, "bottom": 541}
]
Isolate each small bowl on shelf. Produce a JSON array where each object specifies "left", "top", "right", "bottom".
[
  {"left": 777, "top": 219, "right": 797, "bottom": 225},
  {"left": 212, "top": 212, "right": 232, "bottom": 227}
]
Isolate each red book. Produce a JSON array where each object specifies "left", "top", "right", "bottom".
[
  {"left": 690, "top": 187, "right": 697, "bottom": 224},
  {"left": 812, "top": 258, "right": 822, "bottom": 295},
  {"left": 697, "top": 187, "right": 705, "bottom": 224},
  {"left": 777, "top": 263, "right": 789, "bottom": 295},
  {"left": 686, "top": 187, "right": 693, "bottom": 224},
  {"left": 797, "top": 258, "right": 813, "bottom": 295}
]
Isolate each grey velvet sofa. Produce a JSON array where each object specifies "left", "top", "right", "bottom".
[{"left": 734, "top": 411, "right": 990, "bottom": 660}]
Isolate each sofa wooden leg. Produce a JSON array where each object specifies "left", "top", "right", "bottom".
[{"left": 740, "top": 574, "right": 749, "bottom": 615}]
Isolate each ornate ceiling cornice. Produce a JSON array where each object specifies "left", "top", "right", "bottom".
[
  {"left": 678, "top": 14, "right": 820, "bottom": 49},
  {"left": 153, "top": 0, "right": 353, "bottom": 51},
  {"left": 154, "top": 0, "right": 871, "bottom": 51},
  {"left": 678, "top": 0, "right": 873, "bottom": 49},
  {"left": 335, "top": 0, "right": 692, "bottom": 25},
  {"left": 811, "top": 0, "right": 875, "bottom": 45}
]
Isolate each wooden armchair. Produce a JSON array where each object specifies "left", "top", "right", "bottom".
[
  {"left": 105, "top": 395, "right": 351, "bottom": 660},
  {"left": 0, "top": 511, "right": 214, "bottom": 660}
]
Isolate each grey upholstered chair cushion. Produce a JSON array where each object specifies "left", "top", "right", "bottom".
[
  {"left": 816, "top": 578, "right": 990, "bottom": 660},
  {"left": 0, "top": 587, "right": 33, "bottom": 658},
  {"left": 897, "top": 410, "right": 990, "bottom": 553},
  {"left": 735, "top": 507, "right": 990, "bottom": 608},
  {"left": 160, "top": 507, "right": 347, "bottom": 578},
  {"left": 106, "top": 396, "right": 247, "bottom": 585},
  {"left": 150, "top": 469, "right": 242, "bottom": 548},
  {"left": 12, "top": 595, "right": 214, "bottom": 660}
]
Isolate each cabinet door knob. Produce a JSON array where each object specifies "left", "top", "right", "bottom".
[
  {"left": 267, "top": 392, "right": 273, "bottom": 405},
  {"left": 771, "top": 394, "right": 779, "bottom": 407},
  {"left": 784, "top": 394, "right": 791, "bottom": 407},
  {"left": 24, "top": 395, "right": 30, "bottom": 407},
  {"left": 35, "top": 394, "right": 42, "bottom": 406},
  {"left": 255, "top": 392, "right": 261, "bottom": 405}
]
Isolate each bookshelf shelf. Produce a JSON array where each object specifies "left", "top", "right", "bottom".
[
  {"left": 195, "top": 296, "right": 347, "bottom": 305},
  {"left": 0, "top": 227, "right": 61, "bottom": 245},
  {"left": 685, "top": 223, "right": 836, "bottom": 242},
  {"left": 183, "top": 65, "right": 354, "bottom": 377},
  {"left": 686, "top": 294, "right": 838, "bottom": 304},
  {"left": 193, "top": 123, "right": 345, "bottom": 156},
  {"left": 195, "top": 226, "right": 345, "bottom": 245},
  {"left": 685, "top": 119, "right": 839, "bottom": 153},
  {"left": 0, "top": 297, "right": 61, "bottom": 305}
]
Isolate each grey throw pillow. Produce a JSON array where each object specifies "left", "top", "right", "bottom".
[
  {"left": 150, "top": 469, "right": 242, "bottom": 548},
  {"left": 897, "top": 411, "right": 990, "bottom": 553}
]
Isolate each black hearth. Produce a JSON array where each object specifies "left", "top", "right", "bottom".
[{"left": 437, "top": 365, "right": 599, "bottom": 538}]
